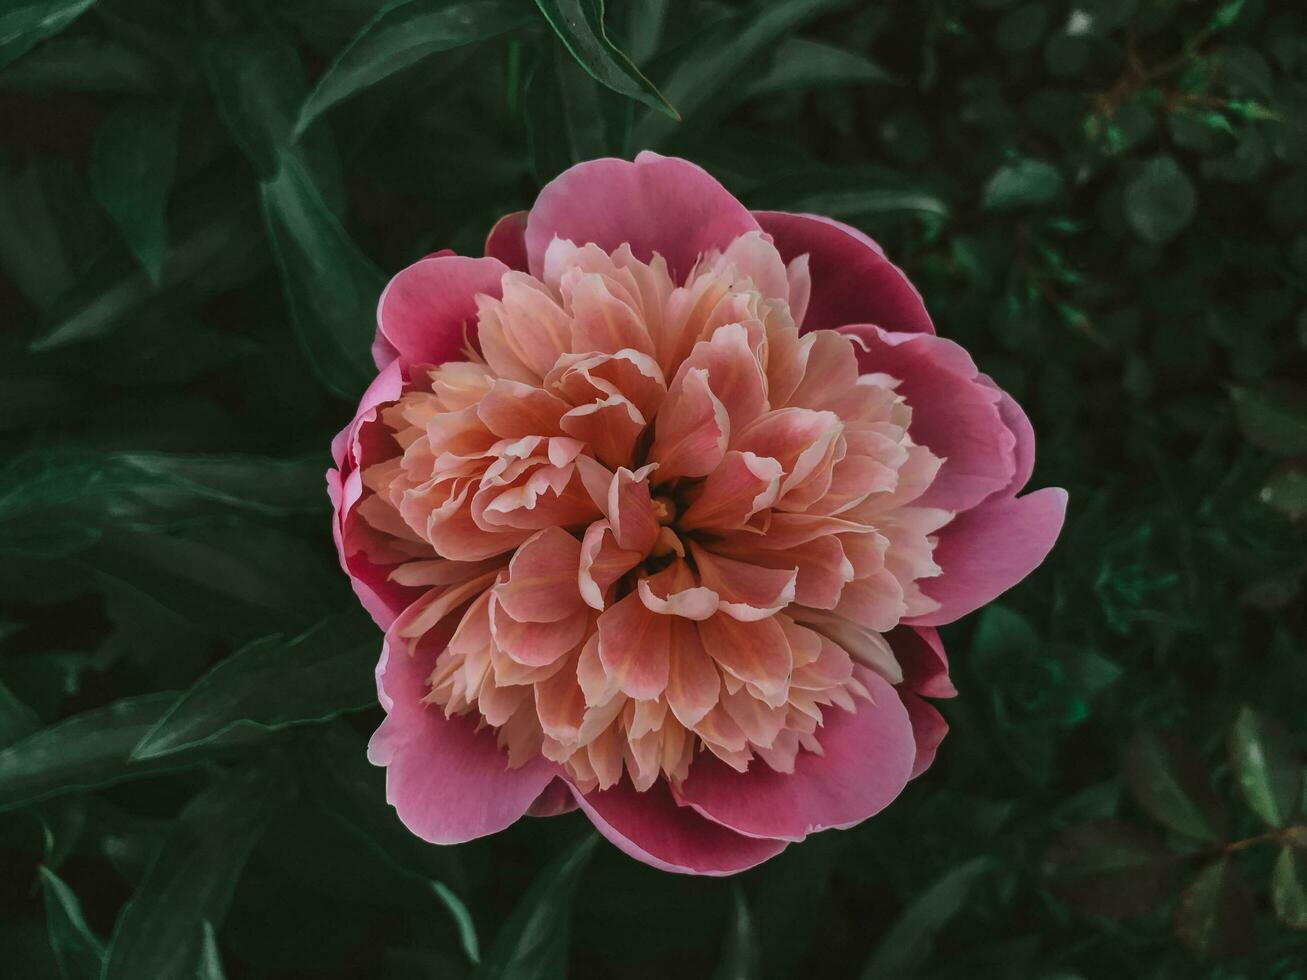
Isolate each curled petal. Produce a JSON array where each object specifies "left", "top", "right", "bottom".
[
  {"left": 678, "top": 451, "right": 782, "bottom": 531},
  {"left": 376, "top": 256, "right": 509, "bottom": 370},
  {"left": 697, "top": 615, "right": 792, "bottom": 708},
  {"left": 690, "top": 545, "right": 796, "bottom": 621},
  {"left": 649, "top": 368, "right": 728, "bottom": 482}
]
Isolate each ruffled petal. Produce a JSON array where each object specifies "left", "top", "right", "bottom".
[{"left": 840, "top": 325, "right": 1017, "bottom": 513}]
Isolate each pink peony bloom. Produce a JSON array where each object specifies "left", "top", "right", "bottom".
[{"left": 328, "top": 152, "right": 1066, "bottom": 875}]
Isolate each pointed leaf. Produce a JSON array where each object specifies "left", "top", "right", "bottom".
[
  {"left": 481, "top": 833, "right": 597, "bottom": 980},
  {"left": 37, "top": 866, "right": 105, "bottom": 980},
  {"left": 633, "top": 0, "right": 846, "bottom": 146},
  {"left": 0, "top": 35, "right": 160, "bottom": 93},
  {"left": 1042, "top": 820, "right": 1181, "bottom": 918},
  {"left": 533, "top": 0, "right": 676, "bottom": 118},
  {"left": 260, "top": 151, "right": 384, "bottom": 398},
  {"left": 1125, "top": 730, "right": 1226, "bottom": 842},
  {"left": 197, "top": 921, "right": 227, "bottom": 980},
  {"left": 296, "top": 0, "right": 534, "bottom": 134},
  {"left": 1173, "top": 858, "right": 1255, "bottom": 958},
  {"left": 90, "top": 99, "right": 181, "bottom": 284},
  {"left": 711, "top": 887, "right": 758, "bottom": 980},
  {"left": 0, "top": 0, "right": 97, "bottom": 69},
  {"left": 861, "top": 858, "right": 992, "bottom": 980},
  {"left": 199, "top": 8, "right": 345, "bottom": 212},
  {"left": 430, "top": 881, "right": 481, "bottom": 967},
  {"left": 1231, "top": 383, "right": 1307, "bottom": 456},
  {"left": 1230, "top": 705, "right": 1302, "bottom": 827},
  {"left": 131, "top": 612, "right": 377, "bottom": 761},
  {"left": 102, "top": 762, "right": 294, "bottom": 980},
  {"left": 0, "top": 678, "right": 40, "bottom": 748},
  {"left": 0, "top": 693, "right": 179, "bottom": 811},
  {"left": 1272, "top": 844, "right": 1307, "bottom": 931},
  {"left": 744, "top": 37, "right": 896, "bottom": 100},
  {"left": 30, "top": 209, "right": 258, "bottom": 352}
]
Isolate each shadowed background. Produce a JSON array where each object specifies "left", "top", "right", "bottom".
[{"left": 1, "top": 0, "right": 1306, "bottom": 977}]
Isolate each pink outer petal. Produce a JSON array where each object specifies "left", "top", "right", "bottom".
[
  {"left": 673, "top": 666, "right": 915, "bottom": 842},
  {"left": 367, "top": 614, "right": 557, "bottom": 844},
  {"left": 485, "top": 210, "right": 529, "bottom": 271},
  {"left": 891, "top": 626, "right": 956, "bottom": 699},
  {"left": 901, "top": 692, "right": 948, "bottom": 780},
  {"left": 571, "top": 778, "right": 788, "bottom": 876},
  {"left": 905, "top": 487, "right": 1068, "bottom": 627},
  {"left": 752, "top": 211, "right": 934, "bottom": 335},
  {"left": 376, "top": 255, "right": 510, "bottom": 370},
  {"left": 979, "top": 374, "right": 1036, "bottom": 497},
  {"left": 839, "top": 325, "right": 1016, "bottom": 513},
  {"left": 525, "top": 152, "right": 760, "bottom": 282}
]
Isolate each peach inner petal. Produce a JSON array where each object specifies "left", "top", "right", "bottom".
[{"left": 356, "top": 233, "right": 948, "bottom": 793}]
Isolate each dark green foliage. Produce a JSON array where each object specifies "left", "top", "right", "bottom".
[{"left": 1, "top": 0, "right": 1305, "bottom": 977}]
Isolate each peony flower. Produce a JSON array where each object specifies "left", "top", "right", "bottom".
[{"left": 328, "top": 152, "right": 1066, "bottom": 875}]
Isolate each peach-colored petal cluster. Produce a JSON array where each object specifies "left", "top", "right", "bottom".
[{"left": 353, "top": 232, "right": 949, "bottom": 794}]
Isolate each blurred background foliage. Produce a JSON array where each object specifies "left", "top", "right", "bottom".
[{"left": 1, "top": 0, "right": 1305, "bottom": 976}]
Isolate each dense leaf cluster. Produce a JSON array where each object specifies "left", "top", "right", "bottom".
[{"left": 1, "top": 0, "right": 1305, "bottom": 977}]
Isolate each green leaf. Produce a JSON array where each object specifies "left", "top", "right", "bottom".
[
  {"left": 743, "top": 36, "right": 896, "bottom": 100},
  {"left": 37, "top": 866, "right": 105, "bottom": 980},
  {"left": 1123, "top": 155, "right": 1197, "bottom": 244},
  {"left": 1124, "top": 730, "right": 1226, "bottom": 843},
  {"left": 1261, "top": 464, "right": 1307, "bottom": 520},
  {"left": 533, "top": 0, "right": 677, "bottom": 119},
  {"left": 0, "top": 693, "right": 180, "bottom": 811},
  {"left": 0, "top": 0, "right": 96, "bottom": 69},
  {"left": 102, "top": 762, "right": 294, "bottom": 980},
  {"left": 0, "top": 158, "right": 105, "bottom": 313},
  {"left": 1173, "top": 858, "right": 1255, "bottom": 958},
  {"left": 0, "top": 35, "right": 161, "bottom": 92},
  {"left": 0, "top": 449, "right": 325, "bottom": 559},
  {"left": 0, "top": 678, "right": 40, "bottom": 748},
  {"left": 200, "top": 9, "right": 345, "bottom": 213},
  {"left": 1043, "top": 820, "right": 1181, "bottom": 918},
  {"left": 197, "top": 921, "right": 227, "bottom": 980},
  {"left": 860, "top": 858, "right": 992, "bottom": 980},
  {"left": 981, "top": 159, "right": 1064, "bottom": 211},
  {"left": 430, "top": 881, "right": 480, "bottom": 967},
  {"left": 260, "top": 151, "right": 384, "bottom": 398},
  {"left": 1272, "top": 844, "right": 1307, "bottom": 931},
  {"left": 131, "top": 612, "right": 377, "bottom": 761},
  {"left": 90, "top": 99, "right": 180, "bottom": 284},
  {"left": 524, "top": 43, "right": 612, "bottom": 184},
  {"left": 1209, "top": 0, "right": 1246, "bottom": 31},
  {"left": 30, "top": 209, "right": 258, "bottom": 352},
  {"left": 1229, "top": 705, "right": 1302, "bottom": 827},
  {"left": 1231, "top": 383, "right": 1307, "bottom": 455},
  {"left": 481, "top": 833, "right": 597, "bottom": 980},
  {"left": 711, "top": 887, "right": 757, "bottom": 980},
  {"left": 296, "top": 0, "right": 535, "bottom": 135},
  {"left": 633, "top": 0, "right": 844, "bottom": 146}
]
